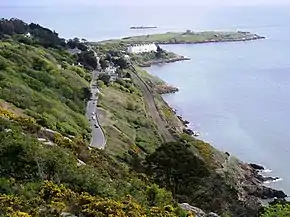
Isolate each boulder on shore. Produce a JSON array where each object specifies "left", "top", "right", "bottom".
[
  {"left": 253, "top": 186, "right": 287, "bottom": 199},
  {"left": 183, "top": 128, "right": 194, "bottom": 135},
  {"left": 249, "top": 163, "right": 265, "bottom": 170}
]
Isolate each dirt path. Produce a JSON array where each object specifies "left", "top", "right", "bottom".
[{"left": 130, "top": 66, "right": 174, "bottom": 142}]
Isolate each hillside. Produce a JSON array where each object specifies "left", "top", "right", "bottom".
[
  {"left": 0, "top": 20, "right": 188, "bottom": 216},
  {"left": 0, "top": 18, "right": 287, "bottom": 217},
  {"left": 0, "top": 40, "right": 91, "bottom": 138}
]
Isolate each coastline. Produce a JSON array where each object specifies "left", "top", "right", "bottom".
[
  {"left": 95, "top": 29, "right": 285, "bottom": 214},
  {"left": 154, "top": 35, "right": 265, "bottom": 45},
  {"left": 138, "top": 55, "right": 190, "bottom": 67},
  {"left": 139, "top": 56, "right": 287, "bottom": 203},
  {"left": 98, "top": 31, "right": 265, "bottom": 45}
]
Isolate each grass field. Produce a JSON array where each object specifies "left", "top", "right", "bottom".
[
  {"left": 97, "top": 80, "right": 162, "bottom": 157},
  {"left": 99, "top": 31, "right": 264, "bottom": 44}
]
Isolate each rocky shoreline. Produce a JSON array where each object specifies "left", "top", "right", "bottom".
[
  {"left": 139, "top": 39, "right": 287, "bottom": 214},
  {"left": 155, "top": 34, "right": 265, "bottom": 45},
  {"left": 159, "top": 103, "right": 287, "bottom": 203},
  {"left": 155, "top": 84, "right": 179, "bottom": 94},
  {"left": 139, "top": 56, "right": 190, "bottom": 67},
  {"left": 247, "top": 163, "right": 287, "bottom": 199}
]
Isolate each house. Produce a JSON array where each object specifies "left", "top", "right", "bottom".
[
  {"left": 105, "top": 66, "right": 118, "bottom": 81},
  {"left": 127, "top": 43, "right": 157, "bottom": 54},
  {"left": 67, "top": 48, "right": 82, "bottom": 55}
]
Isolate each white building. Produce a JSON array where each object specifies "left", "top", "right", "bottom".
[
  {"left": 105, "top": 66, "right": 117, "bottom": 76},
  {"left": 127, "top": 43, "right": 157, "bottom": 54},
  {"left": 68, "top": 48, "right": 82, "bottom": 55}
]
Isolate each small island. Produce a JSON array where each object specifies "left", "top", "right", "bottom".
[
  {"left": 100, "top": 30, "right": 265, "bottom": 44},
  {"left": 130, "top": 26, "right": 157, "bottom": 30}
]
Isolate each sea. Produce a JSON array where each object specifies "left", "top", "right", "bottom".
[{"left": 3, "top": 4, "right": 290, "bottom": 194}]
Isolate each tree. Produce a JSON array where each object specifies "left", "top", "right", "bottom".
[
  {"left": 98, "top": 73, "right": 111, "bottom": 85},
  {"left": 82, "top": 87, "right": 92, "bottom": 101},
  {"left": 125, "top": 72, "right": 131, "bottom": 78},
  {"left": 99, "top": 58, "right": 109, "bottom": 70},
  {"left": 145, "top": 142, "right": 209, "bottom": 198},
  {"left": 67, "top": 38, "right": 79, "bottom": 49},
  {"left": 156, "top": 45, "right": 164, "bottom": 59},
  {"left": 112, "top": 57, "right": 129, "bottom": 69},
  {"left": 77, "top": 51, "right": 98, "bottom": 70},
  {"left": 105, "top": 53, "right": 112, "bottom": 62}
]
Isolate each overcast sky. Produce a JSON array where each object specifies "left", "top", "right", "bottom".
[{"left": 1, "top": 0, "right": 290, "bottom": 7}]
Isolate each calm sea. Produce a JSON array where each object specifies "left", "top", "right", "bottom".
[{"left": 3, "top": 5, "right": 290, "bottom": 193}]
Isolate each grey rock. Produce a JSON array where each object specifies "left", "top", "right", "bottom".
[
  {"left": 179, "top": 203, "right": 206, "bottom": 217},
  {"left": 61, "top": 212, "right": 77, "bottom": 217},
  {"left": 207, "top": 212, "right": 220, "bottom": 217}
]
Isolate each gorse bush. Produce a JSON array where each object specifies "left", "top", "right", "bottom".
[{"left": 0, "top": 118, "right": 185, "bottom": 216}]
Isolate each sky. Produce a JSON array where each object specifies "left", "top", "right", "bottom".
[{"left": 1, "top": 0, "right": 290, "bottom": 7}]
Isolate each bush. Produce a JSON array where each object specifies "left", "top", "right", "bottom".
[{"left": 261, "top": 203, "right": 290, "bottom": 217}]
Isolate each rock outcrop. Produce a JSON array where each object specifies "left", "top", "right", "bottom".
[
  {"left": 249, "top": 163, "right": 265, "bottom": 170},
  {"left": 179, "top": 203, "right": 220, "bottom": 217},
  {"left": 139, "top": 56, "right": 190, "bottom": 67},
  {"left": 156, "top": 84, "right": 179, "bottom": 94}
]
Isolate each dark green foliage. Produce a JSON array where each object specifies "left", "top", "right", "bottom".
[
  {"left": 144, "top": 141, "right": 259, "bottom": 216},
  {"left": 67, "top": 37, "right": 88, "bottom": 51},
  {"left": 82, "top": 87, "right": 92, "bottom": 101},
  {"left": 0, "top": 18, "right": 66, "bottom": 48},
  {"left": 77, "top": 50, "right": 98, "bottom": 70},
  {"left": 145, "top": 142, "right": 210, "bottom": 198},
  {"left": 98, "top": 73, "right": 111, "bottom": 85},
  {"left": 99, "top": 57, "right": 109, "bottom": 70},
  {"left": 0, "top": 18, "right": 28, "bottom": 35},
  {"left": 112, "top": 56, "right": 129, "bottom": 69},
  {"left": 29, "top": 23, "right": 66, "bottom": 48},
  {"left": 156, "top": 44, "right": 164, "bottom": 58}
]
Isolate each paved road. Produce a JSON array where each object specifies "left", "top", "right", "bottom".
[
  {"left": 130, "top": 66, "right": 174, "bottom": 142},
  {"left": 86, "top": 70, "right": 106, "bottom": 149}
]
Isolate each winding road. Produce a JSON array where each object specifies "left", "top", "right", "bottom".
[{"left": 86, "top": 70, "right": 106, "bottom": 149}]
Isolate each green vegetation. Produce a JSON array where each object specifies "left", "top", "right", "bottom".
[
  {"left": 0, "top": 18, "right": 66, "bottom": 48},
  {"left": 261, "top": 203, "right": 290, "bottom": 217},
  {"left": 0, "top": 118, "right": 187, "bottom": 216},
  {"left": 130, "top": 50, "right": 178, "bottom": 66},
  {"left": 0, "top": 39, "right": 91, "bottom": 137},
  {"left": 93, "top": 38, "right": 181, "bottom": 68},
  {"left": 0, "top": 18, "right": 277, "bottom": 217},
  {"left": 99, "top": 30, "right": 264, "bottom": 45},
  {"left": 97, "top": 78, "right": 162, "bottom": 157},
  {"left": 131, "top": 66, "right": 183, "bottom": 132}
]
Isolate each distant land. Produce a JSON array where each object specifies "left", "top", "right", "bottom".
[
  {"left": 99, "top": 30, "right": 265, "bottom": 44},
  {"left": 130, "top": 26, "right": 157, "bottom": 30}
]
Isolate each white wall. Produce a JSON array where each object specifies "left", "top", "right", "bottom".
[{"left": 127, "top": 44, "right": 157, "bottom": 54}]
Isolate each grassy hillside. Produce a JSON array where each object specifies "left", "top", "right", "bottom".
[
  {"left": 0, "top": 39, "right": 91, "bottom": 138},
  {"left": 97, "top": 78, "right": 162, "bottom": 157},
  {"left": 0, "top": 37, "right": 187, "bottom": 217}
]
